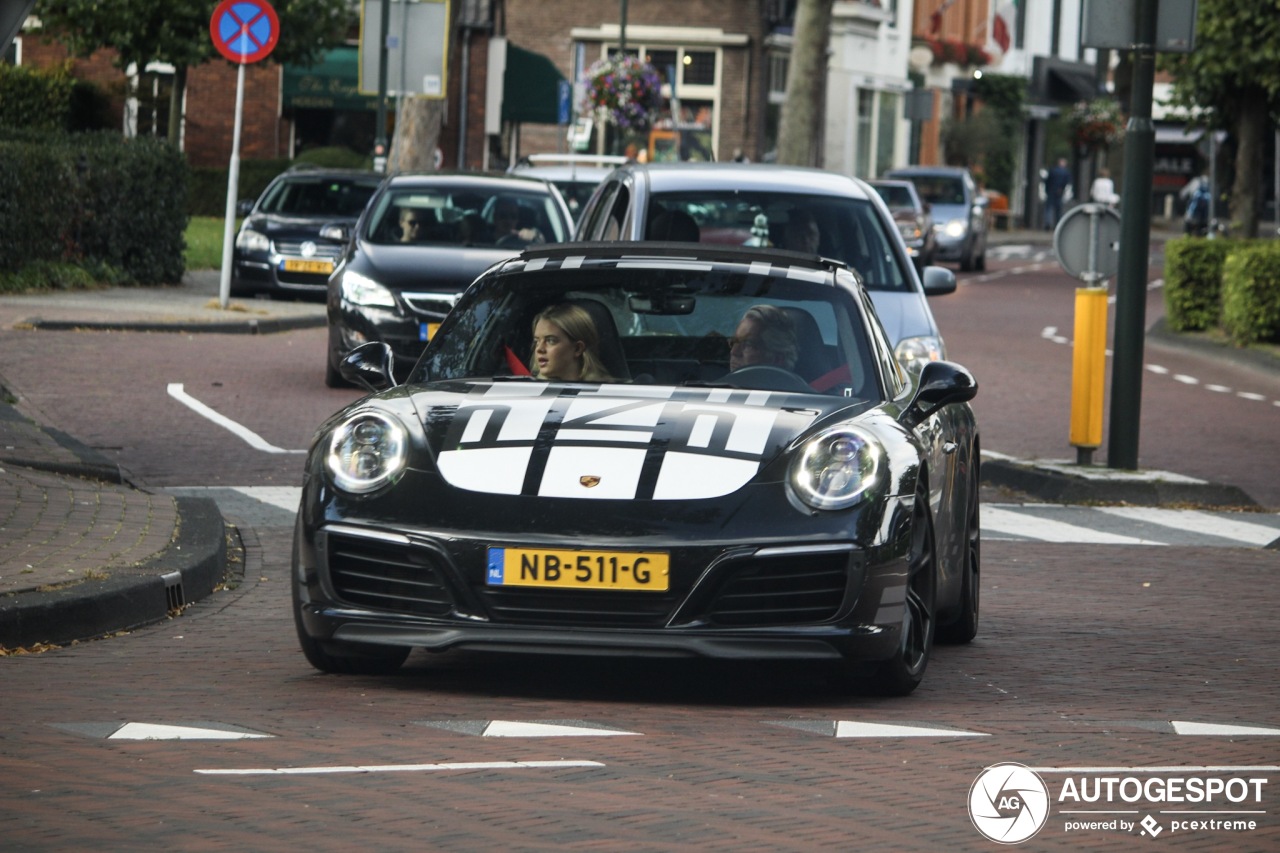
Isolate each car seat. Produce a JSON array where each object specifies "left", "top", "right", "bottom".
[
  {"left": 647, "top": 209, "right": 701, "bottom": 242},
  {"left": 570, "top": 298, "right": 631, "bottom": 381}
]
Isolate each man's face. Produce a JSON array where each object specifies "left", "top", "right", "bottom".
[
  {"left": 786, "top": 219, "right": 820, "bottom": 254},
  {"left": 728, "top": 316, "right": 773, "bottom": 371},
  {"left": 400, "top": 210, "right": 427, "bottom": 241},
  {"left": 494, "top": 203, "right": 519, "bottom": 233}
]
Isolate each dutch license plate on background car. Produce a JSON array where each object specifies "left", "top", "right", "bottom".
[
  {"left": 486, "top": 547, "right": 669, "bottom": 591},
  {"left": 282, "top": 259, "right": 333, "bottom": 274}
]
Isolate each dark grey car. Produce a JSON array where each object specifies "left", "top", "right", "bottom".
[
  {"left": 574, "top": 162, "right": 956, "bottom": 379},
  {"left": 231, "top": 166, "right": 382, "bottom": 299},
  {"left": 324, "top": 172, "right": 574, "bottom": 386}
]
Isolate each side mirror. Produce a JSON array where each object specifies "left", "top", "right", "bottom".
[
  {"left": 900, "top": 360, "right": 977, "bottom": 429},
  {"left": 920, "top": 265, "right": 957, "bottom": 296},
  {"left": 236, "top": 199, "right": 255, "bottom": 217},
  {"left": 340, "top": 342, "right": 397, "bottom": 393}
]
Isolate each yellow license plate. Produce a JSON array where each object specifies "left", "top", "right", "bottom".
[
  {"left": 486, "top": 547, "right": 669, "bottom": 591},
  {"left": 282, "top": 259, "right": 333, "bottom": 274}
]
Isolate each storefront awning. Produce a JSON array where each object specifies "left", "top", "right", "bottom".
[
  {"left": 283, "top": 45, "right": 379, "bottom": 112},
  {"left": 502, "top": 43, "right": 567, "bottom": 124},
  {"left": 1046, "top": 66, "right": 1100, "bottom": 103}
]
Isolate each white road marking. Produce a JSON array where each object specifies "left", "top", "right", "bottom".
[
  {"left": 167, "top": 383, "right": 305, "bottom": 454},
  {"left": 1094, "top": 506, "right": 1280, "bottom": 547},
  {"left": 982, "top": 505, "right": 1166, "bottom": 545},
  {"left": 233, "top": 486, "right": 302, "bottom": 513},
  {"left": 1171, "top": 722, "right": 1280, "bottom": 736},
  {"left": 195, "top": 760, "right": 605, "bottom": 776},
  {"left": 834, "top": 721, "right": 988, "bottom": 738},
  {"left": 109, "top": 723, "right": 272, "bottom": 740}
]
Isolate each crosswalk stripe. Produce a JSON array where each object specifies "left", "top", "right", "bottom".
[
  {"left": 982, "top": 506, "right": 1166, "bottom": 545},
  {"left": 1093, "top": 506, "right": 1280, "bottom": 547}
]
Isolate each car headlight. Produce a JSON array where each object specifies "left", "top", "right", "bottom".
[
  {"left": 898, "top": 222, "right": 922, "bottom": 241},
  {"left": 325, "top": 411, "right": 409, "bottom": 494},
  {"left": 789, "top": 426, "right": 884, "bottom": 510},
  {"left": 894, "top": 335, "right": 946, "bottom": 380},
  {"left": 942, "top": 218, "right": 967, "bottom": 238},
  {"left": 235, "top": 228, "right": 270, "bottom": 253},
  {"left": 340, "top": 270, "right": 397, "bottom": 308}
]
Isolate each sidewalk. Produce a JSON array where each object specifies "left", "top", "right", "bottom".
[
  {"left": 0, "top": 271, "right": 325, "bottom": 650},
  {"left": 0, "top": 251, "right": 1273, "bottom": 650}
]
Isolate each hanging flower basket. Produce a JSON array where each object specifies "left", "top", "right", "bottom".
[
  {"left": 580, "top": 55, "right": 663, "bottom": 130},
  {"left": 1068, "top": 98, "right": 1125, "bottom": 150}
]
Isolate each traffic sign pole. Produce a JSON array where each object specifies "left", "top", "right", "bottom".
[
  {"left": 209, "top": 0, "right": 278, "bottom": 309},
  {"left": 218, "top": 61, "right": 247, "bottom": 310}
]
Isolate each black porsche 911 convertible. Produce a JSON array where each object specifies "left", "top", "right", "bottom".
[{"left": 293, "top": 242, "right": 980, "bottom": 695}]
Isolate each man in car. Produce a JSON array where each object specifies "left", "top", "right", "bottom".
[
  {"left": 728, "top": 304, "right": 798, "bottom": 372},
  {"left": 782, "top": 209, "right": 821, "bottom": 255},
  {"left": 399, "top": 207, "right": 431, "bottom": 243},
  {"left": 493, "top": 197, "right": 545, "bottom": 248}
]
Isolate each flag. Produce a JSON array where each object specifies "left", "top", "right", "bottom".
[
  {"left": 993, "top": 0, "right": 1018, "bottom": 53},
  {"left": 930, "top": 0, "right": 958, "bottom": 37}
]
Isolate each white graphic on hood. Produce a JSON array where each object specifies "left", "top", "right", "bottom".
[{"left": 436, "top": 384, "right": 815, "bottom": 499}]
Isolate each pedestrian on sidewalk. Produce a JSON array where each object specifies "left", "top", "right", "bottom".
[
  {"left": 1043, "top": 157, "right": 1072, "bottom": 230},
  {"left": 1090, "top": 168, "right": 1120, "bottom": 207}
]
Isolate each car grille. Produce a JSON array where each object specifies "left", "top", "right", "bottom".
[
  {"left": 705, "top": 552, "right": 850, "bottom": 626},
  {"left": 275, "top": 240, "right": 343, "bottom": 259},
  {"left": 401, "top": 291, "right": 462, "bottom": 319},
  {"left": 478, "top": 588, "right": 677, "bottom": 627},
  {"left": 327, "top": 532, "right": 456, "bottom": 616}
]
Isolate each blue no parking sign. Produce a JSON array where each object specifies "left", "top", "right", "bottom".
[{"left": 210, "top": 0, "right": 279, "bottom": 64}]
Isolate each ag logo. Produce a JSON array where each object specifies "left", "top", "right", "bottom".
[{"left": 969, "top": 762, "right": 1050, "bottom": 844}]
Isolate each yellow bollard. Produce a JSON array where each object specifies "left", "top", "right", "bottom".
[{"left": 1070, "top": 286, "right": 1109, "bottom": 463}]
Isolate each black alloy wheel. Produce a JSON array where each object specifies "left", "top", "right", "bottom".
[{"left": 937, "top": 464, "right": 980, "bottom": 644}]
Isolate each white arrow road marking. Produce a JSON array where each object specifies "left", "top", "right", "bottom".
[
  {"left": 167, "top": 383, "right": 305, "bottom": 454},
  {"left": 982, "top": 506, "right": 1166, "bottom": 545},
  {"left": 834, "top": 721, "right": 989, "bottom": 738},
  {"left": 1171, "top": 722, "right": 1280, "bottom": 736},
  {"left": 195, "top": 760, "right": 605, "bottom": 776},
  {"left": 482, "top": 720, "right": 641, "bottom": 737},
  {"left": 109, "top": 722, "right": 272, "bottom": 740},
  {"left": 1094, "top": 507, "right": 1280, "bottom": 547}
]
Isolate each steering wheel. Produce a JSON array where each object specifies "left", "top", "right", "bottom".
[{"left": 722, "top": 365, "right": 814, "bottom": 393}]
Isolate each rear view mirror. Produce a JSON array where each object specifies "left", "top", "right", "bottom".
[{"left": 628, "top": 293, "right": 696, "bottom": 315}]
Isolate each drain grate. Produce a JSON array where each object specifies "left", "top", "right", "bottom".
[{"left": 162, "top": 571, "right": 185, "bottom": 611}]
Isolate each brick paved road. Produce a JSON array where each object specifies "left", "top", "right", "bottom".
[{"left": 1, "top": 527, "right": 1276, "bottom": 851}]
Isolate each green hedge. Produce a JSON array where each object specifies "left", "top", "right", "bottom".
[
  {"left": 0, "top": 131, "right": 188, "bottom": 286},
  {"left": 1221, "top": 243, "right": 1280, "bottom": 345},
  {"left": 1162, "top": 237, "right": 1235, "bottom": 331},
  {"left": 0, "top": 62, "right": 74, "bottom": 131}
]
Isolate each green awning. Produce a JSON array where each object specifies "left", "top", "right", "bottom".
[
  {"left": 502, "top": 43, "right": 567, "bottom": 124},
  {"left": 283, "top": 45, "right": 379, "bottom": 112}
]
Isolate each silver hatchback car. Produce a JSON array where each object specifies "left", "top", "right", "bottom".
[{"left": 574, "top": 161, "right": 957, "bottom": 378}]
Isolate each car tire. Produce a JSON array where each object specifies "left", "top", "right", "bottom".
[
  {"left": 854, "top": 480, "right": 937, "bottom": 696},
  {"left": 937, "top": 463, "right": 980, "bottom": 644},
  {"left": 959, "top": 243, "right": 975, "bottom": 272},
  {"left": 292, "top": 535, "right": 410, "bottom": 675},
  {"left": 975, "top": 247, "right": 987, "bottom": 272}
]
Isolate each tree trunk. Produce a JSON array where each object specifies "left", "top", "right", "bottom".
[
  {"left": 167, "top": 65, "right": 187, "bottom": 148},
  {"left": 1230, "top": 94, "right": 1267, "bottom": 238},
  {"left": 775, "top": 0, "right": 833, "bottom": 167},
  {"left": 389, "top": 97, "right": 444, "bottom": 172}
]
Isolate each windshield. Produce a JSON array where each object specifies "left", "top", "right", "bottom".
[
  {"left": 257, "top": 175, "right": 380, "bottom": 217},
  {"left": 645, "top": 191, "right": 910, "bottom": 292},
  {"left": 365, "top": 186, "right": 571, "bottom": 247},
  {"left": 907, "top": 176, "right": 967, "bottom": 207},
  {"left": 871, "top": 184, "right": 916, "bottom": 209},
  {"left": 411, "top": 260, "right": 884, "bottom": 401}
]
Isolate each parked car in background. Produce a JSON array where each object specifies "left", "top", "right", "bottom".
[
  {"left": 298, "top": 242, "right": 981, "bottom": 695},
  {"left": 231, "top": 165, "right": 382, "bottom": 299},
  {"left": 324, "top": 172, "right": 573, "bottom": 386},
  {"left": 867, "top": 179, "right": 936, "bottom": 271},
  {"left": 574, "top": 161, "right": 956, "bottom": 379},
  {"left": 508, "top": 153, "right": 630, "bottom": 220},
  {"left": 882, "top": 165, "right": 988, "bottom": 272}
]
